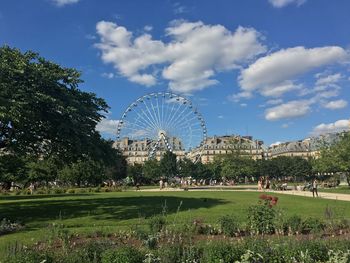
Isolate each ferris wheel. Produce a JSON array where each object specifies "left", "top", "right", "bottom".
[{"left": 116, "top": 92, "right": 207, "bottom": 161}]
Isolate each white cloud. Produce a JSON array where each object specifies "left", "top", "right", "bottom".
[
  {"left": 315, "top": 73, "right": 342, "bottom": 86},
  {"left": 260, "top": 81, "right": 302, "bottom": 97},
  {"left": 228, "top": 91, "right": 253, "bottom": 102},
  {"left": 218, "top": 115, "right": 224, "bottom": 119},
  {"left": 52, "top": 0, "right": 79, "bottom": 7},
  {"left": 266, "top": 99, "right": 283, "bottom": 105},
  {"left": 239, "top": 46, "right": 347, "bottom": 95},
  {"left": 312, "top": 119, "right": 350, "bottom": 135},
  {"left": 96, "top": 118, "right": 120, "bottom": 135},
  {"left": 95, "top": 20, "right": 266, "bottom": 93},
  {"left": 281, "top": 123, "right": 289, "bottom": 128},
  {"left": 323, "top": 99, "right": 348, "bottom": 110},
  {"left": 173, "top": 3, "right": 188, "bottom": 14},
  {"left": 265, "top": 100, "right": 312, "bottom": 121},
  {"left": 101, "top": 72, "right": 115, "bottom": 79},
  {"left": 144, "top": 25, "right": 153, "bottom": 32},
  {"left": 269, "top": 0, "right": 306, "bottom": 8},
  {"left": 240, "top": 103, "right": 248, "bottom": 107}
]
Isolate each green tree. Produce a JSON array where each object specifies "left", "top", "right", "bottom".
[
  {"left": 127, "top": 163, "right": 143, "bottom": 184},
  {"left": 220, "top": 155, "right": 256, "bottom": 182},
  {"left": 0, "top": 46, "right": 108, "bottom": 162},
  {"left": 315, "top": 132, "right": 350, "bottom": 186},
  {"left": 0, "top": 154, "right": 28, "bottom": 188},
  {"left": 206, "top": 158, "right": 222, "bottom": 180},
  {"left": 194, "top": 162, "right": 211, "bottom": 179},
  {"left": 58, "top": 159, "right": 105, "bottom": 186},
  {"left": 178, "top": 158, "right": 196, "bottom": 178},
  {"left": 159, "top": 151, "right": 178, "bottom": 179},
  {"left": 142, "top": 159, "right": 161, "bottom": 183},
  {"left": 27, "top": 157, "right": 60, "bottom": 184}
]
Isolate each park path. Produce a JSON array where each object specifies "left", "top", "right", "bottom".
[{"left": 139, "top": 187, "right": 350, "bottom": 202}]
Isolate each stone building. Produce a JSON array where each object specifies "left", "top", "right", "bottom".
[
  {"left": 268, "top": 132, "right": 345, "bottom": 159},
  {"left": 189, "top": 135, "right": 266, "bottom": 163},
  {"left": 113, "top": 137, "right": 185, "bottom": 164}
]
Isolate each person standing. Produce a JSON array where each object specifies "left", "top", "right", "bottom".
[
  {"left": 258, "top": 178, "right": 262, "bottom": 191},
  {"left": 312, "top": 179, "right": 318, "bottom": 197},
  {"left": 159, "top": 179, "right": 164, "bottom": 190}
]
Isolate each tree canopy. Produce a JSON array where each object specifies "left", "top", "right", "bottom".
[
  {"left": 0, "top": 46, "right": 109, "bottom": 162},
  {"left": 0, "top": 46, "right": 127, "bottom": 187}
]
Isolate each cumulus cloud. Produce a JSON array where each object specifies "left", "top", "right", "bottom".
[
  {"left": 266, "top": 99, "right": 283, "bottom": 105},
  {"left": 315, "top": 73, "right": 342, "bottom": 86},
  {"left": 239, "top": 46, "right": 347, "bottom": 95},
  {"left": 173, "top": 2, "right": 188, "bottom": 14},
  {"left": 323, "top": 99, "right": 348, "bottom": 110},
  {"left": 260, "top": 81, "right": 302, "bottom": 97},
  {"left": 312, "top": 119, "right": 350, "bottom": 135},
  {"left": 52, "top": 0, "right": 79, "bottom": 7},
  {"left": 95, "top": 20, "right": 266, "bottom": 93},
  {"left": 265, "top": 100, "right": 312, "bottom": 121},
  {"left": 101, "top": 72, "right": 115, "bottom": 79},
  {"left": 96, "top": 118, "right": 120, "bottom": 135},
  {"left": 269, "top": 0, "right": 306, "bottom": 8}
]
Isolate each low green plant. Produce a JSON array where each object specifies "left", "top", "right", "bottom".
[
  {"left": 284, "top": 215, "right": 303, "bottom": 235},
  {"left": 327, "top": 250, "right": 350, "bottom": 263},
  {"left": 247, "top": 203, "right": 276, "bottom": 235},
  {"left": 301, "top": 217, "right": 325, "bottom": 234},
  {"left": 218, "top": 214, "right": 239, "bottom": 237},
  {"left": 202, "top": 241, "right": 243, "bottom": 262},
  {"left": 148, "top": 215, "right": 166, "bottom": 233},
  {"left": 0, "top": 218, "right": 22, "bottom": 236},
  {"left": 144, "top": 235, "right": 158, "bottom": 250},
  {"left": 66, "top": 188, "right": 76, "bottom": 194},
  {"left": 101, "top": 246, "right": 144, "bottom": 263}
]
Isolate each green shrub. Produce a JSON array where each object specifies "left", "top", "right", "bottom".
[
  {"left": 66, "top": 188, "right": 76, "bottom": 194},
  {"left": 202, "top": 241, "right": 243, "bottom": 262},
  {"left": 0, "top": 218, "right": 22, "bottom": 235},
  {"left": 148, "top": 215, "right": 166, "bottom": 233},
  {"left": 79, "top": 240, "right": 114, "bottom": 262},
  {"left": 76, "top": 188, "right": 87, "bottom": 193},
  {"left": 284, "top": 215, "right": 303, "bottom": 235},
  {"left": 144, "top": 235, "right": 158, "bottom": 250},
  {"left": 247, "top": 203, "right": 276, "bottom": 235},
  {"left": 4, "top": 250, "right": 53, "bottom": 263},
  {"left": 101, "top": 246, "right": 143, "bottom": 263},
  {"left": 327, "top": 250, "right": 350, "bottom": 263},
  {"left": 52, "top": 188, "right": 65, "bottom": 194},
  {"left": 302, "top": 217, "right": 325, "bottom": 234},
  {"left": 94, "top": 187, "right": 101, "bottom": 192},
  {"left": 157, "top": 244, "right": 202, "bottom": 263},
  {"left": 296, "top": 240, "right": 329, "bottom": 262},
  {"left": 218, "top": 214, "right": 239, "bottom": 237}
]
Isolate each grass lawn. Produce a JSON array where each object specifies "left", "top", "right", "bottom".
[
  {"left": 1, "top": 190, "right": 350, "bottom": 253},
  {"left": 318, "top": 185, "right": 350, "bottom": 194}
]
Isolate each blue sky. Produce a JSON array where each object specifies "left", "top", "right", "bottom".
[{"left": 1, "top": 0, "right": 349, "bottom": 146}]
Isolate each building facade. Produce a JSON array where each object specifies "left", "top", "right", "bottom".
[
  {"left": 115, "top": 134, "right": 266, "bottom": 164},
  {"left": 113, "top": 137, "right": 185, "bottom": 164},
  {"left": 114, "top": 132, "right": 346, "bottom": 164},
  {"left": 190, "top": 135, "right": 266, "bottom": 164},
  {"left": 267, "top": 132, "right": 345, "bottom": 159}
]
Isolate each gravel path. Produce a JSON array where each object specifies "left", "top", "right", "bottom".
[{"left": 139, "top": 187, "right": 350, "bottom": 202}]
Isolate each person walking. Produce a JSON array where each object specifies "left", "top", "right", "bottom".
[{"left": 312, "top": 178, "right": 318, "bottom": 197}]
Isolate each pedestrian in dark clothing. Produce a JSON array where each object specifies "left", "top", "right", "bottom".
[{"left": 312, "top": 179, "right": 318, "bottom": 197}]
